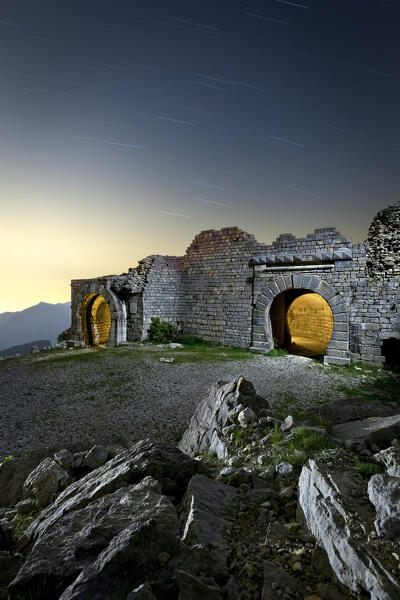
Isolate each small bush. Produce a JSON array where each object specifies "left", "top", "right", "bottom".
[
  {"left": 355, "top": 462, "right": 381, "bottom": 477},
  {"left": 2, "top": 455, "right": 13, "bottom": 463},
  {"left": 57, "top": 329, "right": 69, "bottom": 343},
  {"left": 147, "top": 318, "right": 177, "bottom": 343}
]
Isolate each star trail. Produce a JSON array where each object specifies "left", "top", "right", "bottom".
[{"left": 0, "top": 0, "right": 399, "bottom": 311}]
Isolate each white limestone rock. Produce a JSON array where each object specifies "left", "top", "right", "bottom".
[
  {"left": 368, "top": 473, "right": 400, "bottom": 542},
  {"left": 374, "top": 445, "right": 400, "bottom": 477},
  {"left": 178, "top": 376, "right": 269, "bottom": 459},
  {"left": 275, "top": 462, "right": 293, "bottom": 476},
  {"left": 280, "top": 415, "right": 294, "bottom": 432},
  {"left": 23, "top": 457, "right": 72, "bottom": 510},
  {"left": 299, "top": 459, "right": 400, "bottom": 599},
  {"left": 238, "top": 407, "right": 255, "bottom": 428}
]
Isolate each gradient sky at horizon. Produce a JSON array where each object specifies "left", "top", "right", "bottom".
[{"left": 1, "top": 0, "right": 399, "bottom": 312}]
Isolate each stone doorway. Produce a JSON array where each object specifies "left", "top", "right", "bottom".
[
  {"left": 269, "top": 290, "right": 333, "bottom": 358},
  {"left": 81, "top": 294, "right": 111, "bottom": 346}
]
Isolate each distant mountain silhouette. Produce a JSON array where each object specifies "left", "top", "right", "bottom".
[
  {"left": 0, "top": 302, "right": 71, "bottom": 351},
  {"left": 0, "top": 312, "right": 12, "bottom": 327},
  {"left": 0, "top": 339, "right": 52, "bottom": 358}
]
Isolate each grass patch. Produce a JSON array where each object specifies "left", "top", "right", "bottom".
[
  {"left": 49, "top": 342, "right": 255, "bottom": 365},
  {"left": 13, "top": 508, "right": 39, "bottom": 540},
  {"left": 269, "top": 426, "right": 333, "bottom": 469},
  {"left": 40, "top": 349, "right": 104, "bottom": 364},
  {"left": 328, "top": 362, "right": 380, "bottom": 378},
  {"left": 230, "top": 426, "right": 248, "bottom": 445},
  {"left": 174, "top": 335, "right": 210, "bottom": 345},
  {"left": 334, "top": 367, "right": 400, "bottom": 404},
  {"left": 269, "top": 423, "right": 283, "bottom": 446},
  {"left": 355, "top": 461, "right": 382, "bottom": 477},
  {"left": 267, "top": 348, "right": 289, "bottom": 357},
  {"left": 272, "top": 392, "right": 307, "bottom": 422},
  {"left": 169, "top": 344, "right": 253, "bottom": 364}
]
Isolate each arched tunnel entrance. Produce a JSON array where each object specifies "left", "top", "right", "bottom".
[
  {"left": 270, "top": 289, "right": 333, "bottom": 358},
  {"left": 81, "top": 294, "right": 111, "bottom": 346}
]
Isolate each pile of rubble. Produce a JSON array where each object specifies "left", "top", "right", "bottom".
[{"left": 1, "top": 376, "right": 400, "bottom": 599}]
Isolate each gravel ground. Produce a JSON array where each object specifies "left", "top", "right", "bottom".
[{"left": 0, "top": 345, "right": 389, "bottom": 457}]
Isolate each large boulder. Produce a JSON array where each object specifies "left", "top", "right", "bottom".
[
  {"left": 308, "top": 397, "right": 400, "bottom": 425},
  {"left": 368, "top": 445, "right": 400, "bottom": 542},
  {"left": 23, "top": 457, "right": 73, "bottom": 509},
  {"left": 180, "top": 474, "right": 237, "bottom": 584},
  {"left": 332, "top": 414, "right": 400, "bottom": 451},
  {"left": 10, "top": 477, "right": 180, "bottom": 600},
  {"left": 178, "top": 376, "right": 269, "bottom": 459},
  {"left": 0, "top": 552, "right": 23, "bottom": 600},
  {"left": 0, "top": 439, "right": 126, "bottom": 508},
  {"left": 374, "top": 445, "right": 400, "bottom": 477},
  {"left": 368, "top": 473, "right": 400, "bottom": 542},
  {"left": 9, "top": 441, "right": 204, "bottom": 600},
  {"left": 0, "top": 449, "right": 58, "bottom": 508},
  {"left": 18, "top": 440, "right": 202, "bottom": 550},
  {"left": 299, "top": 460, "right": 400, "bottom": 599}
]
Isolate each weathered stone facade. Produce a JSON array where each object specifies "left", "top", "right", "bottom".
[{"left": 70, "top": 203, "right": 399, "bottom": 365}]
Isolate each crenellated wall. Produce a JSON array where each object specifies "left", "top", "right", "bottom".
[{"left": 69, "top": 203, "right": 399, "bottom": 365}]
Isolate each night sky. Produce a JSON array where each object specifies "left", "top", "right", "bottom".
[{"left": 1, "top": 0, "right": 399, "bottom": 311}]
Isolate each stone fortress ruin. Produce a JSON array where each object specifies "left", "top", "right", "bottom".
[{"left": 69, "top": 203, "right": 400, "bottom": 366}]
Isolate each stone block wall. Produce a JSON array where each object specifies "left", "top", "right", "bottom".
[
  {"left": 141, "top": 255, "right": 186, "bottom": 339},
  {"left": 181, "top": 227, "right": 261, "bottom": 347},
  {"left": 69, "top": 203, "right": 399, "bottom": 365}
]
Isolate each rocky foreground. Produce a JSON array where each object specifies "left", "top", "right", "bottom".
[{"left": 1, "top": 377, "right": 400, "bottom": 599}]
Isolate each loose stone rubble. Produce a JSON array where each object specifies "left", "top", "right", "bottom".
[{"left": 1, "top": 376, "right": 400, "bottom": 599}]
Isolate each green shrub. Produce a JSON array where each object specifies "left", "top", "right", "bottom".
[
  {"left": 355, "top": 462, "right": 381, "bottom": 477},
  {"left": 57, "top": 329, "right": 69, "bottom": 343},
  {"left": 147, "top": 318, "right": 178, "bottom": 343},
  {"left": 2, "top": 455, "right": 13, "bottom": 463}
]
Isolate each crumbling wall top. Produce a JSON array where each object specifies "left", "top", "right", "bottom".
[{"left": 367, "top": 202, "right": 400, "bottom": 278}]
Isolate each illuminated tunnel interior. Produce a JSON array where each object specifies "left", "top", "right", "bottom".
[
  {"left": 270, "top": 290, "right": 333, "bottom": 358},
  {"left": 80, "top": 294, "right": 111, "bottom": 346}
]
